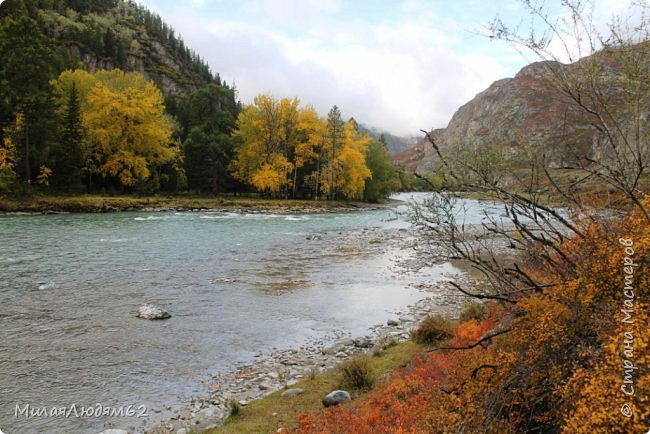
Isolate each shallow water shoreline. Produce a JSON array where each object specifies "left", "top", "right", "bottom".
[
  {"left": 150, "top": 280, "right": 473, "bottom": 434},
  {"left": 144, "top": 225, "right": 475, "bottom": 434}
]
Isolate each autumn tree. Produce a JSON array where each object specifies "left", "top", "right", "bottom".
[
  {"left": 230, "top": 96, "right": 374, "bottom": 199},
  {"left": 0, "top": 122, "right": 18, "bottom": 193},
  {"left": 84, "top": 79, "right": 176, "bottom": 189},
  {"left": 231, "top": 94, "right": 320, "bottom": 196},
  {"left": 52, "top": 69, "right": 178, "bottom": 190},
  {"left": 321, "top": 105, "right": 345, "bottom": 199},
  {"left": 291, "top": 113, "right": 327, "bottom": 197},
  {"left": 319, "top": 117, "right": 372, "bottom": 200},
  {"left": 408, "top": 1, "right": 649, "bottom": 432}
]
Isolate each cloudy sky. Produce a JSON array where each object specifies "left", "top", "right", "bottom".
[{"left": 138, "top": 0, "right": 637, "bottom": 136}]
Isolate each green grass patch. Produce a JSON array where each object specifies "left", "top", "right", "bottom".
[{"left": 207, "top": 341, "right": 422, "bottom": 434}]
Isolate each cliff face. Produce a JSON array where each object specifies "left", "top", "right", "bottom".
[
  {"left": 31, "top": 0, "right": 219, "bottom": 96},
  {"left": 411, "top": 51, "right": 641, "bottom": 173}
]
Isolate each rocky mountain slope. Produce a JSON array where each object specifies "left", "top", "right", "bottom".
[
  {"left": 2, "top": 0, "right": 221, "bottom": 97},
  {"left": 395, "top": 45, "right": 648, "bottom": 173}
]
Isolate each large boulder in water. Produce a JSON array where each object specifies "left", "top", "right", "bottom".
[
  {"left": 137, "top": 304, "right": 171, "bottom": 320},
  {"left": 322, "top": 390, "right": 351, "bottom": 407}
]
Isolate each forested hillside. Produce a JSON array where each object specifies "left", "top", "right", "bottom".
[{"left": 0, "top": 0, "right": 398, "bottom": 200}]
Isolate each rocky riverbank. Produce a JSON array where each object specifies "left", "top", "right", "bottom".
[
  {"left": 149, "top": 279, "right": 475, "bottom": 434},
  {"left": 144, "top": 222, "right": 483, "bottom": 434},
  {"left": 0, "top": 194, "right": 397, "bottom": 216}
]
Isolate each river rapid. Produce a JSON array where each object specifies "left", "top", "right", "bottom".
[{"left": 0, "top": 193, "right": 504, "bottom": 433}]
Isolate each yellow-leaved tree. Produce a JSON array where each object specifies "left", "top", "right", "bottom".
[
  {"left": 231, "top": 96, "right": 372, "bottom": 199},
  {"left": 339, "top": 120, "right": 371, "bottom": 199},
  {"left": 293, "top": 106, "right": 325, "bottom": 198},
  {"left": 52, "top": 69, "right": 178, "bottom": 189},
  {"left": 320, "top": 117, "right": 372, "bottom": 199},
  {"left": 231, "top": 94, "right": 321, "bottom": 196},
  {"left": 0, "top": 118, "right": 18, "bottom": 192}
]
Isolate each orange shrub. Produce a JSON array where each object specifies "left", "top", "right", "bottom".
[{"left": 294, "top": 198, "right": 649, "bottom": 433}]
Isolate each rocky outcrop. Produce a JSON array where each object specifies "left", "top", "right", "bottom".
[
  {"left": 33, "top": 2, "right": 219, "bottom": 97},
  {"left": 416, "top": 60, "right": 590, "bottom": 172},
  {"left": 405, "top": 44, "right": 650, "bottom": 173}
]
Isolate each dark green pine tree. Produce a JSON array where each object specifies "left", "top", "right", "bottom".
[
  {"left": 181, "top": 84, "right": 241, "bottom": 193},
  {"left": 53, "top": 82, "right": 84, "bottom": 190},
  {"left": 0, "top": 12, "right": 57, "bottom": 187},
  {"left": 325, "top": 105, "right": 344, "bottom": 199}
]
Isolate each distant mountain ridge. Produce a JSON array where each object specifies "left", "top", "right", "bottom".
[{"left": 357, "top": 123, "right": 418, "bottom": 155}]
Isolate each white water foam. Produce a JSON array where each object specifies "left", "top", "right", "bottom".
[
  {"left": 134, "top": 216, "right": 161, "bottom": 221},
  {"left": 285, "top": 216, "right": 309, "bottom": 221}
]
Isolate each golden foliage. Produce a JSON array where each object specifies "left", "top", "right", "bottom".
[
  {"left": 53, "top": 69, "right": 177, "bottom": 188},
  {"left": 231, "top": 94, "right": 301, "bottom": 194},
  {"left": 231, "top": 95, "right": 372, "bottom": 198},
  {"left": 36, "top": 165, "right": 53, "bottom": 187},
  {"left": 0, "top": 130, "right": 17, "bottom": 172},
  {"left": 319, "top": 120, "right": 371, "bottom": 199}
]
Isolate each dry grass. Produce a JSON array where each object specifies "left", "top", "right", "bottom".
[
  {"left": 339, "top": 356, "right": 377, "bottom": 391},
  {"left": 0, "top": 193, "right": 376, "bottom": 214},
  {"left": 411, "top": 314, "right": 454, "bottom": 345}
]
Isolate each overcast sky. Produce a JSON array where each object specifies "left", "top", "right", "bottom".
[{"left": 137, "top": 0, "right": 638, "bottom": 136}]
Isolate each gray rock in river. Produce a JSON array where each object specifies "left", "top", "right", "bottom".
[
  {"left": 97, "top": 430, "right": 130, "bottom": 434},
  {"left": 322, "top": 390, "right": 351, "bottom": 407},
  {"left": 137, "top": 304, "right": 171, "bottom": 320}
]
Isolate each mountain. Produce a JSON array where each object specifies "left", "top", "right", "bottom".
[
  {"left": 391, "top": 133, "right": 434, "bottom": 172},
  {"left": 357, "top": 124, "right": 418, "bottom": 155},
  {"left": 0, "top": 0, "right": 222, "bottom": 96},
  {"left": 403, "top": 44, "right": 649, "bottom": 173}
]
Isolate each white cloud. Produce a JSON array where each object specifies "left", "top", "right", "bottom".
[{"left": 137, "top": 0, "right": 529, "bottom": 136}]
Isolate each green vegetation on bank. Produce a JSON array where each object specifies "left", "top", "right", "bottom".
[{"left": 205, "top": 341, "right": 422, "bottom": 434}]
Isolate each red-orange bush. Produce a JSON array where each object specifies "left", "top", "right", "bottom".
[{"left": 294, "top": 200, "right": 649, "bottom": 433}]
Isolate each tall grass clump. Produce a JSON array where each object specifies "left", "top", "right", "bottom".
[
  {"left": 339, "top": 356, "right": 377, "bottom": 390},
  {"left": 412, "top": 314, "right": 454, "bottom": 345}
]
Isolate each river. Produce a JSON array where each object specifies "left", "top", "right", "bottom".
[{"left": 0, "top": 193, "right": 504, "bottom": 433}]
